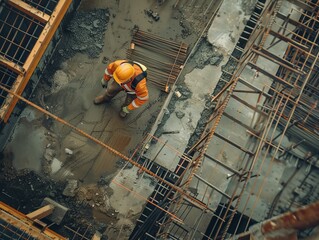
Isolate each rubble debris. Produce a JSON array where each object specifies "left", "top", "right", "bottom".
[
  {"left": 44, "top": 148, "right": 55, "bottom": 161},
  {"left": 51, "top": 158, "right": 62, "bottom": 174},
  {"left": 58, "top": 9, "right": 109, "bottom": 59},
  {"left": 102, "top": 56, "right": 109, "bottom": 64},
  {"left": 157, "top": 0, "right": 166, "bottom": 5},
  {"left": 145, "top": 9, "right": 160, "bottom": 22},
  {"left": 179, "top": 20, "right": 192, "bottom": 39},
  {"left": 191, "top": 39, "right": 224, "bottom": 69},
  {"left": 63, "top": 179, "right": 78, "bottom": 197},
  {"left": 176, "top": 85, "right": 192, "bottom": 100}
]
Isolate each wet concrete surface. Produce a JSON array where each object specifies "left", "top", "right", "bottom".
[{"left": 0, "top": 0, "right": 276, "bottom": 238}]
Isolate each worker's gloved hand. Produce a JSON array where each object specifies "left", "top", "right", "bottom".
[
  {"left": 122, "top": 106, "right": 130, "bottom": 114},
  {"left": 101, "top": 78, "right": 108, "bottom": 88}
]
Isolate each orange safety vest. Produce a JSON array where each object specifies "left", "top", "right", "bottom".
[{"left": 104, "top": 60, "right": 149, "bottom": 110}]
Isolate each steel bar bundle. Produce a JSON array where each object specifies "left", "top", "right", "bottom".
[{"left": 127, "top": 30, "right": 188, "bottom": 92}]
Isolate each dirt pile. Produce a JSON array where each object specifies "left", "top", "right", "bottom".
[
  {"left": 191, "top": 38, "right": 224, "bottom": 69},
  {"left": 0, "top": 156, "right": 118, "bottom": 239},
  {"left": 58, "top": 9, "right": 110, "bottom": 59}
]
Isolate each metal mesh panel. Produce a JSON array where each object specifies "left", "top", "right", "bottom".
[
  {"left": 22, "top": 0, "right": 58, "bottom": 15},
  {"left": 0, "top": 5, "right": 45, "bottom": 66}
]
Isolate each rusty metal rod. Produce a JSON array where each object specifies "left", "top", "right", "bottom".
[
  {"left": 127, "top": 50, "right": 181, "bottom": 67},
  {"left": 133, "top": 36, "right": 188, "bottom": 53},
  {"left": 135, "top": 30, "right": 187, "bottom": 48},
  {"left": 133, "top": 40, "right": 186, "bottom": 62},
  {"left": 133, "top": 34, "right": 188, "bottom": 50},
  {"left": 0, "top": 83, "right": 218, "bottom": 213}
]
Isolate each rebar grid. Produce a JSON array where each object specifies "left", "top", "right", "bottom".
[
  {"left": 0, "top": 4, "right": 45, "bottom": 66},
  {"left": 238, "top": 18, "right": 319, "bottom": 240},
  {"left": 0, "top": 83, "right": 227, "bottom": 219},
  {"left": 0, "top": 0, "right": 318, "bottom": 239},
  {"left": 127, "top": 30, "right": 188, "bottom": 92},
  {"left": 156, "top": 0, "right": 319, "bottom": 239},
  {"left": 0, "top": 66, "right": 18, "bottom": 107},
  {"left": 63, "top": 224, "right": 93, "bottom": 240},
  {"left": 0, "top": 202, "right": 66, "bottom": 240},
  {"left": 0, "top": 0, "right": 72, "bottom": 123},
  {"left": 0, "top": 219, "right": 38, "bottom": 239},
  {"left": 22, "top": 0, "right": 59, "bottom": 15}
]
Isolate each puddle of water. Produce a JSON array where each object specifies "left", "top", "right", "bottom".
[{"left": 9, "top": 123, "right": 45, "bottom": 172}]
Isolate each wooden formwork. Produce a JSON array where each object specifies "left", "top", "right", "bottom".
[{"left": 0, "top": 0, "right": 72, "bottom": 123}]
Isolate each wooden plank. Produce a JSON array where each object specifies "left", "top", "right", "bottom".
[
  {"left": 92, "top": 232, "right": 102, "bottom": 240},
  {"left": 0, "top": 55, "right": 24, "bottom": 75},
  {"left": 2, "top": 0, "right": 72, "bottom": 122},
  {"left": 8, "top": 0, "right": 50, "bottom": 23},
  {"left": 0, "top": 201, "right": 67, "bottom": 240},
  {"left": 27, "top": 204, "right": 54, "bottom": 220}
]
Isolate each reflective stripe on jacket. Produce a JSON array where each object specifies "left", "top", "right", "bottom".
[{"left": 104, "top": 60, "right": 149, "bottom": 110}]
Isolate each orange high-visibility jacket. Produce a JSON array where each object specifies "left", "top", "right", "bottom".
[{"left": 103, "top": 60, "right": 149, "bottom": 110}]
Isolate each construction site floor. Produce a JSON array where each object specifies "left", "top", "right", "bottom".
[{"left": 0, "top": 0, "right": 258, "bottom": 239}]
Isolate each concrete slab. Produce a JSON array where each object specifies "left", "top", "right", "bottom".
[
  {"left": 42, "top": 197, "right": 69, "bottom": 225},
  {"left": 145, "top": 62, "right": 226, "bottom": 170},
  {"left": 208, "top": 0, "right": 252, "bottom": 54},
  {"left": 7, "top": 108, "right": 46, "bottom": 172},
  {"left": 109, "top": 167, "right": 155, "bottom": 216}
]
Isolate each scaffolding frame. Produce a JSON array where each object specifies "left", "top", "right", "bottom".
[
  {"left": 0, "top": 0, "right": 72, "bottom": 123},
  {"left": 151, "top": 0, "right": 319, "bottom": 239},
  {"left": 0, "top": 201, "right": 66, "bottom": 240}
]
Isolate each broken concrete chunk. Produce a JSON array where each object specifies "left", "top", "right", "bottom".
[
  {"left": 145, "top": 9, "right": 153, "bottom": 17},
  {"left": 44, "top": 148, "right": 55, "bottom": 161},
  {"left": 93, "top": 19, "right": 100, "bottom": 28},
  {"left": 63, "top": 179, "right": 78, "bottom": 197},
  {"left": 145, "top": 9, "right": 160, "bottom": 21},
  {"left": 152, "top": 12, "right": 160, "bottom": 21},
  {"left": 95, "top": 43, "right": 103, "bottom": 49},
  {"left": 65, "top": 148, "right": 73, "bottom": 155}
]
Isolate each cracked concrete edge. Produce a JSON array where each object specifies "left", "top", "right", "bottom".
[
  {"left": 146, "top": 85, "right": 176, "bottom": 142},
  {"left": 143, "top": 0, "right": 225, "bottom": 150}
]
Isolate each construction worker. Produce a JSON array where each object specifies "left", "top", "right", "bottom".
[{"left": 94, "top": 60, "right": 149, "bottom": 118}]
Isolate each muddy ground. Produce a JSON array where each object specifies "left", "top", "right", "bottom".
[
  {"left": 0, "top": 0, "right": 254, "bottom": 239},
  {"left": 0, "top": 0, "right": 217, "bottom": 239}
]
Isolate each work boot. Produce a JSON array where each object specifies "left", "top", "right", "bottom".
[
  {"left": 119, "top": 110, "right": 127, "bottom": 118},
  {"left": 93, "top": 95, "right": 109, "bottom": 105}
]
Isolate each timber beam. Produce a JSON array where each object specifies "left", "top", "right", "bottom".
[
  {"left": 1, "top": 0, "right": 72, "bottom": 122},
  {"left": 0, "top": 55, "right": 25, "bottom": 75},
  {"left": 7, "top": 0, "right": 50, "bottom": 23}
]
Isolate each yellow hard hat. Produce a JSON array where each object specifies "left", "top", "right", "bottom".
[{"left": 113, "top": 63, "right": 135, "bottom": 84}]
